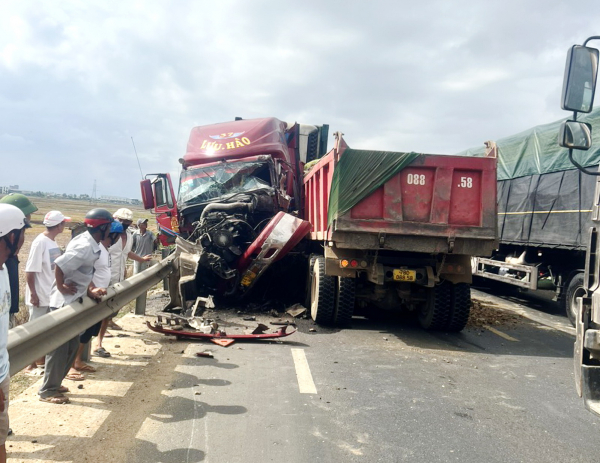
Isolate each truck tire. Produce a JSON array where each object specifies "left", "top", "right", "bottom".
[
  {"left": 310, "top": 256, "right": 335, "bottom": 325},
  {"left": 334, "top": 277, "right": 355, "bottom": 327},
  {"left": 564, "top": 273, "right": 586, "bottom": 327},
  {"left": 446, "top": 283, "right": 471, "bottom": 332},
  {"left": 419, "top": 281, "right": 451, "bottom": 330}
]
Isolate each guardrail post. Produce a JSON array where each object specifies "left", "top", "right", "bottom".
[
  {"left": 162, "top": 248, "right": 169, "bottom": 290},
  {"left": 81, "top": 342, "right": 91, "bottom": 362}
]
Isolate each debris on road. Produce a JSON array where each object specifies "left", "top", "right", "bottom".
[
  {"left": 467, "top": 300, "right": 523, "bottom": 328},
  {"left": 196, "top": 352, "right": 214, "bottom": 358},
  {"left": 251, "top": 324, "right": 269, "bottom": 334},
  {"left": 211, "top": 338, "right": 235, "bottom": 347},
  {"left": 286, "top": 304, "right": 307, "bottom": 318},
  {"left": 146, "top": 320, "right": 296, "bottom": 341}
]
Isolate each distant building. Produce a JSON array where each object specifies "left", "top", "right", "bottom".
[
  {"left": 0, "top": 187, "right": 8, "bottom": 195},
  {"left": 9, "top": 185, "right": 18, "bottom": 190},
  {"left": 99, "top": 195, "right": 135, "bottom": 205}
]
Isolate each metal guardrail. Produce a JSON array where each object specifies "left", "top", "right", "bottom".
[{"left": 7, "top": 254, "right": 177, "bottom": 376}]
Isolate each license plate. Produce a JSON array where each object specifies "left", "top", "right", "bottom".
[
  {"left": 393, "top": 269, "right": 416, "bottom": 282},
  {"left": 241, "top": 271, "right": 257, "bottom": 287}
]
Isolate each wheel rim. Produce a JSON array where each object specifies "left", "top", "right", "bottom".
[{"left": 310, "top": 266, "right": 318, "bottom": 320}]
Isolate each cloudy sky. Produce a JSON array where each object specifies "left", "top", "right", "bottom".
[{"left": 0, "top": 1, "right": 598, "bottom": 199}]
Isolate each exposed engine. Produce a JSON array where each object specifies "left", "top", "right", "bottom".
[{"left": 184, "top": 194, "right": 274, "bottom": 296}]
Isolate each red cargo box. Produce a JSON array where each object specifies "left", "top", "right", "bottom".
[{"left": 303, "top": 140, "right": 497, "bottom": 256}]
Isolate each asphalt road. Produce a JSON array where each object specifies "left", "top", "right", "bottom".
[
  {"left": 7, "top": 287, "right": 599, "bottom": 463},
  {"left": 129, "top": 292, "right": 597, "bottom": 463}
]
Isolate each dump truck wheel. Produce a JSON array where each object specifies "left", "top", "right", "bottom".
[
  {"left": 565, "top": 273, "right": 586, "bottom": 327},
  {"left": 418, "top": 281, "right": 451, "bottom": 330},
  {"left": 334, "top": 277, "right": 355, "bottom": 327},
  {"left": 310, "top": 256, "right": 335, "bottom": 325},
  {"left": 446, "top": 283, "right": 471, "bottom": 332}
]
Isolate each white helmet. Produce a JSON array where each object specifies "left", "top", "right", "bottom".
[
  {"left": 113, "top": 208, "right": 133, "bottom": 221},
  {"left": 0, "top": 204, "right": 27, "bottom": 237}
]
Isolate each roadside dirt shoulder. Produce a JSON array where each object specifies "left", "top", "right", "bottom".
[{"left": 6, "top": 314, "right": 183, "bottom": 463}]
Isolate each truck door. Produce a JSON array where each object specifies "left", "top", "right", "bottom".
[{"left": 141, "top": 174, "right": 178, "bottom": 245}]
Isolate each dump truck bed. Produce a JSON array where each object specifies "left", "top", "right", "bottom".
[{"left": 303, "top": 143, "right": 498, "bottom": 256}]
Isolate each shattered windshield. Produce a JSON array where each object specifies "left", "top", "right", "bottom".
[{"left": 178, "top": 161, "right": 272, "bottom": 206}]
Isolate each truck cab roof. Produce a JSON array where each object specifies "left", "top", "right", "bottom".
[{"left": 183, "top": 117, "right": 291, "bottom": 168}]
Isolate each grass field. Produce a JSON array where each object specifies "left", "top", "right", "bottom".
[{"left": 9, "top": 197, "right": 157, "bottom": 325}]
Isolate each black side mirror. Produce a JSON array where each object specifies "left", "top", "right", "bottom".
[
  {"left": 561, "top": 45, "right": 599, "bottom": 113},
  {"left": 559, "top": 121, "right": 592, "bottom": 150}
]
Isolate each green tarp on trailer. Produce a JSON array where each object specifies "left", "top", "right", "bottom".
[
  {"left": 458, "top": 108, "right": 600, "bottom": 180},
  {"left": 327, "top": 149, "right": 419, "bottom": 226}
]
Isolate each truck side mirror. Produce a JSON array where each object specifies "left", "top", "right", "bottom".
[
  {"left": 561, "top": 45, "right": 599, "bottom": 113},
  {"left": 559, "top": 121, "right": 592, "bottom": 150},
  {"left": 140, "top": 179, "right": 155, "bottom": 210}
]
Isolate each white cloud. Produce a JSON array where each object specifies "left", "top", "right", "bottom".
[{"left": 0, "top": 0, "right": 599, "bottom": 198}]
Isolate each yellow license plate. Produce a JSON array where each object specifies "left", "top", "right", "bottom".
[
  {"left": 393, "top": 269, "right": 416, "bottom": 282},
  {"left": 241, "top": 271, "right": 257, "bottom": 287}
]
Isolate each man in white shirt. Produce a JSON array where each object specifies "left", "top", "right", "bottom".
[
  {"left": 0, "top": 204, "right": 29, "bottom": 462},
  {"left": 38, "top": 209, "right": 113, "bottom": 404},
  {"left": 73, "top": 221, "right": 123, "bottom": 371},
  {"left": 98, "top": 208, "right": 151, "bottom": 340},
  {"left": 24, "top": 211, "right": 70, "bottom": 374}
]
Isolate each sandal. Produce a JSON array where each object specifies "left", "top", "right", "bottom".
[
  {"left": 39, "top": 394, "right": 70, "bottom": 404},
  {"left": 93, "top": 347, "right": 111, "bottom": 358},
  {"left": 74, "top": 364, "right": 96, "bottom": 373},
  {"left": 65, "top": 372, "right": 85, "bottom": 381}
]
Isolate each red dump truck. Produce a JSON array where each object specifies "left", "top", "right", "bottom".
[
  {"left": 303, "top": 133, "right": 498, "bottom": 331},
  {"left": 141, "top": 117, "right": 328, "bottom": 305}
]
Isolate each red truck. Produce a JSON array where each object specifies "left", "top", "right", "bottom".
[
  {"left": 141, "top": 117, "right": 328, "bottom": 305},
  {"left": 303, "top": 133, "right": 498, "bottom": 330}
]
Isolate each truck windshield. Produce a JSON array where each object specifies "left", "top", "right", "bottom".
[{"left": 178, "top": 161, "right": 272, "bottom": 206}]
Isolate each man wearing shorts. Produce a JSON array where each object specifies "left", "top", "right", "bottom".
[{"left": 0, "top": 204, "right": 29, "bottom": 461}]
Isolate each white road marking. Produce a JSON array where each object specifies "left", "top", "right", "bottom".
[
  {"left": 484, "top": 325, "right": 520, "bottom": 342},
  {"left": 291, "top": 348, "right": 317, "bottom": 394}
]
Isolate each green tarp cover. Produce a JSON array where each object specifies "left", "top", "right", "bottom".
[
  {"left": 327, "top": 149, "right": 419, "bottom": 226},
  {"left": 457, "top": 108, "right": 600, "bottom": 180}
]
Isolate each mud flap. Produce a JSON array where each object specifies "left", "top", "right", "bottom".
[{"left": 237, "top": 212, "right": 311, "bottom": 293}]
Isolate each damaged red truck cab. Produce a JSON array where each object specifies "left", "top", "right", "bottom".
[{"left": 141, "top": 117, "right": 327, "bottom": 305}]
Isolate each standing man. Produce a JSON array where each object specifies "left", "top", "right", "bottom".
[
  {"left": 38, "top": 209, "right": 113, "bottom": 404},
  {"left": 131, "top": 218, "right": 156, "bottom": 309},
  {"left": 0, "top": 194, "right": 38, "bottom": 328},
  {"left": 100, "top": 209, "right": 151, "bottom": 336},
  {"left": 24, "top": 211, "right": 70, "bottom": 374},
  {"left": 0, "top": 204, "right": 29, "bottom": 462}
]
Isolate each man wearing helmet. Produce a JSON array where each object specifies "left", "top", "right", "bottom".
[
  {"left": 0, "top": 194, "right": 38, "bottom": 329},
  {"left": 0, "top": 203, "right": 29, "bottom": 462},
  {"left": 94, "top": 208, "right": 151, "bottom": 352},
  {"left": 73, "top": 221, "right": 124, "bottom": 373},
  {"left": 38, "top": 209, "right": 113, "bottom": 404}
]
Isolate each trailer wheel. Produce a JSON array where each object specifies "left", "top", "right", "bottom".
[
  {"left": 565, "top": 273, "right": 586, "bottom": 327},
  {"left": 310, "top": 256, "right": 335, "bottom": 325},
  {"left": 446, "top": 283, "right": 471, "bottom": 332},
  {"left": 334, "top": 277, "right": 355, "bottom": 327},
  {"left": 418, "top": 281, "right": 451, "bottom": 330}
]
